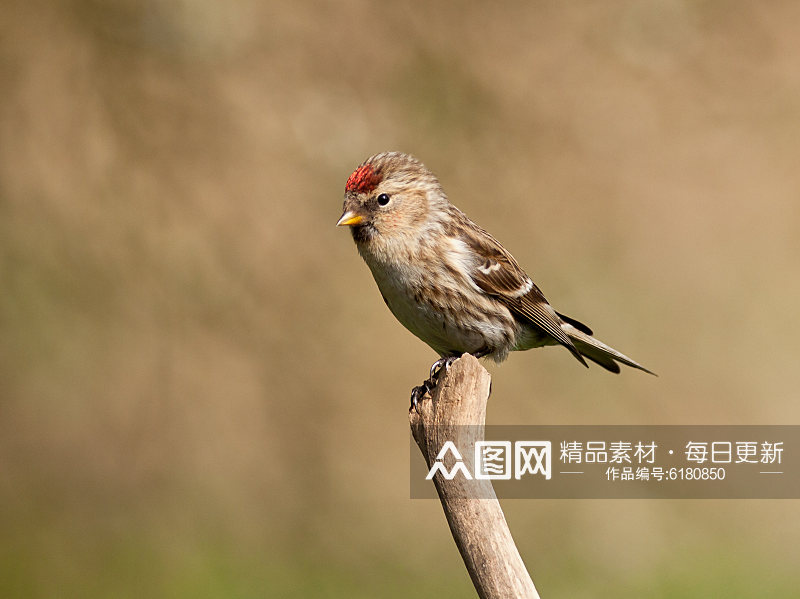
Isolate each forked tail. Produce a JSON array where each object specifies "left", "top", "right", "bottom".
[{"left": 557, "top": 312, "right": 656, "bottom": 375}]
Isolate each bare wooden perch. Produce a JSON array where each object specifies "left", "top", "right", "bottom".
[{"left": 409, "top": 354, "right": 541, "bottom": 599}]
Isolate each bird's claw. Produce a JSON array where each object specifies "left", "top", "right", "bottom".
[
  {"left": 411, "top": 356, "right": 460, "bottom": 411},
  {"left": 410, "top": 379, "right": 434, "bottom": 411},
  {"left": 429, "top": 356, "right": 458, "bottom": 381}
]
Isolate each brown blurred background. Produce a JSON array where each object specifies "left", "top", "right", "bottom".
[{"left": 2, "top": 1, "right": 799, "bottom": 597}]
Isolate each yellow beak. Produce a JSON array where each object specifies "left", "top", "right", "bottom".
[{"left": 336, "top": 211, "right": 364, "bottom": 227}]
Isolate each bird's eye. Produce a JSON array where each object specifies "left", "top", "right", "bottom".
[{"left": 377, "top": 193, "right": 391, "bottom": 206}]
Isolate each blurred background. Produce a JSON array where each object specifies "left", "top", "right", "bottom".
[{"left": 2, "top": 1, "right": 799, "bottom": 597}]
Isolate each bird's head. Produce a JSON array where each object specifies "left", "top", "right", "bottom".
[{"left": 337, "top": 152, "right": 445, "bottom": 244}]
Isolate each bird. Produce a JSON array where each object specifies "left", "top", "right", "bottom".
[{"left": 336, "top": 151, "right": 654, "bottom": 387}]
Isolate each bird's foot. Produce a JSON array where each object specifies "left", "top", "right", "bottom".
[
  {"left": 429, "top": 356, "right": 458, "bottom": 381},
  {"left": 410, "top": 379, "right": 435, "bottom": 411},
  {"left": 411, "top": 356, "right": 466, "bottom": 411}
]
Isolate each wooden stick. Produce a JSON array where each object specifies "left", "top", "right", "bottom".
[{"left": 409, "top": 354, "right": 541, "bottom": 599}]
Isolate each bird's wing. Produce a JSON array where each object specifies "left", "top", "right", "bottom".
[{"left": 460, "top": 229, "right": 588, "bottom": 366}]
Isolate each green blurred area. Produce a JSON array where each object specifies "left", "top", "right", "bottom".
[{"left": 2, "top": 1, "right": 799, "bottom": 596}]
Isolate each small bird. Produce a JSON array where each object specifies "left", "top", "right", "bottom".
[{"left": 337, "top": 152, "right": 654, "bottom": 380}]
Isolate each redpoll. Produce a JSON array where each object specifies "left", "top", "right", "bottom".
[{"left": 337, "top": 152, "right": 654, "bottom": 377}]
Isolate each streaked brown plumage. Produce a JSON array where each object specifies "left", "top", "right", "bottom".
[{"left": 337, "top": 152, "right": 654, "bottom": 375}]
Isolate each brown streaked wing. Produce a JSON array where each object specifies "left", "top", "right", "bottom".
[{"left": 462, "top": 232, "right": 588, "bottom": 366}]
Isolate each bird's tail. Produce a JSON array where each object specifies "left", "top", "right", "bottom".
[{"left": 558, "top": 312, "right": 656, "bottom": 375}]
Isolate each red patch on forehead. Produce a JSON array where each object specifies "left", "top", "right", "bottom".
[{"left": 345, "top": 164, "right": 381, "bottom": 194}]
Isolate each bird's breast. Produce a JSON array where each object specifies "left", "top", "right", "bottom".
[{"left": 361, "top": 250, "right": 516, "bottom": 358}]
